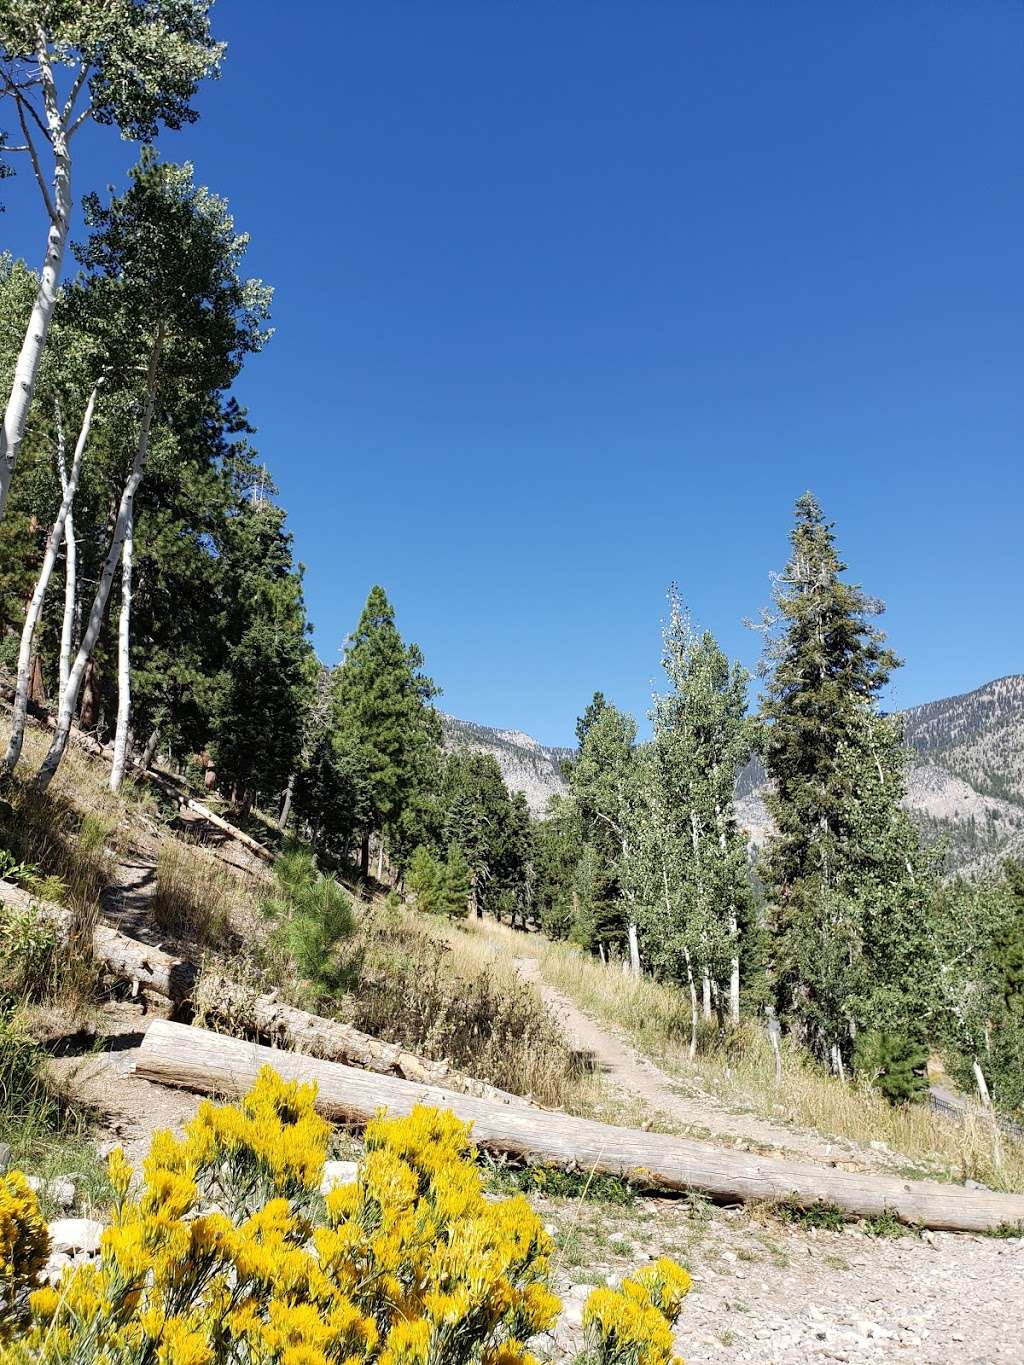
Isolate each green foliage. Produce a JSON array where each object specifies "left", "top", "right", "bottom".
[
  {"left": 0, "top": 904, "right": 57, "bottom": 1000},
  {"left": 262, "top": 844, "right": 356, "bottom": 1003},
  {"left": 407, "top": 845, "right": 445, "bottom": 915},
  {"left": 775, "top": 1200, "right": 846, "bottom": 1232},
  {"left": 441, "top": 843, "right": 472, "bottom": 920},
  {"left": 327, "top": 586, "right": 441, "bottom": 872},
  {"left": 484, "top": 1159, "right": 637, "bottom": 1205},
  {"left": 854, "top": 1029, "right": 928, "bottom": 1106},
  {"left": 758, "top": 493, "right": 934, "bottom": 1066}
]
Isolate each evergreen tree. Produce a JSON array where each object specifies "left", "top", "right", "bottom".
[
  {"left": 758, "top": 492, "right": 932, "bottom": 1074},
  {"left": 441, "top": 843, "right": 473, "bottom": 920},
  {"left": 330, "top": 586, "right": 440, "bottom": 877}
]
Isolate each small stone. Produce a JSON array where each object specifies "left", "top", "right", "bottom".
[
  {"left": 320, "top": 1160, "right": 358, "bottom": 1193},
  {"left": 47, "top": 1218, "right": 103, "bottom": 1255},
  {"left": 0, "top": 1143, "right": 11, "bottom": 1172}
]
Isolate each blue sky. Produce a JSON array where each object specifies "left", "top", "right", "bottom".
[{"left": 4, "top": 2, "right": 1022, "bottom": 744}]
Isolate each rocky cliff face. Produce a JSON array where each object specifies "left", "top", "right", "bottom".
[
  {"left": 440, "top": 715, "right": 571, "bottom": 818},
  {"left": 446, "top": 674, "right": 1024, "bottom": 874}
]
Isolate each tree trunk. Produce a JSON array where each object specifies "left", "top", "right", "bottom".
[
  {"left": 109, "top": 507, "right": 134, "bottom": 792},
  {"left": 28, "top": 655, "right": 45, "bottom": 706},
  {"left": 57, "top": 410, "right": 78, "bottom": 707},
  {"left": 78, "top": 659, "right": 100, "bottom": 731},
  {"left": 0, "top": 46, "right": 72, "bottom": 522},
  {"left": 702, "top": 972, "right": 712, "bottom": 1021},
  {"left": 360, "top": 831, "right": 370, "bottom": 879},
  {"left": 972, "top": 1059, "right": 1004, "bottom": 1177},
  {"left": 278, "top": 772, "right": 295, "bottom": 830},
  {"left": 136, "top": 1020, "right": 1024, "bottom": 1234},
  {"left": 729, "top": 912, "right": 740, "bottom": 1025},
  {"left": 2, "top": 384, "right": 97, "bottom": 774},
  {"left": 376, "top": 841, "right": 385, "bottom": 882},
  {"left": 627, "top": 921, "right": 641, "bottom": 976},
  {"left": 683, "top": 945, "right": 699, "bottom": 1061},
  {"left": 140, "top": 726, "right": 160, "bottom": 774},
  {"left": 35, "top": 328, "right": 163, "bottom": 792}
]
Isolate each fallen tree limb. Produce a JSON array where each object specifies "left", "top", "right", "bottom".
[
  {"left": 142, "top": 771, "right": 274, "bottom": 864},
  {"left": 0, "top": 880, "right": 529, "bottom": 1105},
  {"left": 136, "top": 1019, "right": 1024, "bottom": 1233},
  {"left": 192, "top": 969, "right": 535, "bottom": 1104}
]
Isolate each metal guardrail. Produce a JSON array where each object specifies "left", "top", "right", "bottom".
[{"left": 928, "top": 1089, "right": 1024, "bottom": 1142}]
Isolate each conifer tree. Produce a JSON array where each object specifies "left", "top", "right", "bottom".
[
  {"left": 441, "top": 843, "right": 473, "bottom": 920},
  {"left": 758, "top": 492, "right": 932, "bottom": 1076},
  {"left": 330, "top": 586, "right": 440, "bottom": 877}
]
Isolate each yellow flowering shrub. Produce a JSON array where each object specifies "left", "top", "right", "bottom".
[
  {"left": 0, "top": 1173, "right": 49, "bottom": 1336},
  {"left": 582, "top": 1259, "right": 692, "bottom": 1365},
  {"left": 0, "top": 1066, "right": 691, "bottom": 1365}
]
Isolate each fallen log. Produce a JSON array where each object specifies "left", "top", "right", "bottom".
[
  {"left": 143, "top": 771, "right": 274, "bottom": 864},
  {"left": 136, "top": 1019, "right": 1024, "bottom": 1234},
  {"left": 0, "top": 881, "right": 529, "bottom": 1105},
  {"left": 0, "top": 879, "right": 196, "bottom": 1000},
  {"left": 192, "top": 969, "right": 534, "bottom": 1104}
]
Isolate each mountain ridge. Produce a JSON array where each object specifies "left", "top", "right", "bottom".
[{"left": 444, "top": 673, "right": 1024, "bottom": 874}]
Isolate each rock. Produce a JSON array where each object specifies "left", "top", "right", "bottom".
[
  {"left": 320, "top": 1160, "right": 358, "bottom": 1192},
  {"left": 47, "top": 1218, "right": 103, "bottom": 1255},
  {"left": 26, "top": 1176, "right": 76, "bottom": 1209},
  {"left": 42, "top": 1252, "right": 71, "bottom": 1285},
  {"left": 0, "top": 1142, "right": 11, "bottom": 1172}
]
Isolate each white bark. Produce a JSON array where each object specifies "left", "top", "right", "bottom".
[
  {"left": 2, "top": 385, "right": 98, "bottom": 775},
  {"left": 729, "top": 911, "right": 740, "bottom": 1025},
  {"left": 702, "top": 971, "right": 712, "bottom": 1020},
  {"left": 0, "top": 43, "right": 73, "bottom": 521},
  {"left": 972, "top": 1060, "right": 1004, "bottom": 1176},
  {"left": 627, "top": 920, "right": 641, "bottom": 976},
  {"left": 56, "top": 406, "right": 77, "bottom": 706},
  {"left": 109, "top": 507, "right": 134, "bottom": 792},
  {"left": 35, "top": 328, "right": 163, "bottom": 792}
]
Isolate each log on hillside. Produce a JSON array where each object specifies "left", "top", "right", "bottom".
[
  {"left": 143, "top": 771, "right": 274, "bottom": 864},
  {"left": 136, "top": 1019, "right": 1024, "bottom": 1234},
  {"left": 0, "top": 880, "right": 197, "bottom": 1001},
  {"left": 0, "top": 881, "right": 529, "bottom": 1106},
  {"left": 194, "top": 970, "right": 536, "bottom": 1105}
]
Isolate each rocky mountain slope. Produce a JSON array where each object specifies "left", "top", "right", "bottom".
[
  {"left": 447, "top": 674, "right": 1024, "bottom": 874},
  {"left": 440, "top": 715, "right": 571, "bottom": 818}
]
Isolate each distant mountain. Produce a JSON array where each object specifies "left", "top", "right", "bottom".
[
  {"left": 446, "top": 674, "right": 1024, "bottom": 875},
  {"left": 440, "top": 715, "right": 571, "bottom": 818}
]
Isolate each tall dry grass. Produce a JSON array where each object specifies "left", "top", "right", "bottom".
[
  {"left": 480, "top": 922, "right": 1024, "bottom": 1193},
  {"left": 341, "top": 907, "right": 590, "bottom": 1109}
]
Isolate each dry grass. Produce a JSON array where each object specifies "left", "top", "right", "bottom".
[
  {"left": 150, "top": 837, "right": 250, "bottom": 948},
  {"left": 0, "top": 720, "right": 120, "bottom": 916},
  {"left": 340, "top": 907, "right": 594, "bottom": 1109},
  {"left": 480, "top": 923, "right": 1024, "bottom": 1193}
]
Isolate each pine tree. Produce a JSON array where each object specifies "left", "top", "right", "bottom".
[
  {"left": 330, "top": 586, "right": 440, "bottom": 877},
  {"left": 758, "top": 493, "right": 932, "bottom": 1072},
  {"left": 441, "top": 843, "right": 473, "bottom": 920}
]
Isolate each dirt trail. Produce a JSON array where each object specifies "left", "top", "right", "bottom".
[{"left": 511, "top": 951, "right": 901, "bottom": 1173}]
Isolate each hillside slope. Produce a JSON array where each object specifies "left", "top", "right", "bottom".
[{"left": 441, "top": 715, "right": 571, "bottom": 817}]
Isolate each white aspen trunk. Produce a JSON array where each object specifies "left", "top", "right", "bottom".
[
  {"left": 35, "top": 329, "right": 162, "bottom": 792},
  {"left": 972, "top": 1060, "right": 1004, "bottom": 1176},
  {"left": 729, "top": 912, "right": 740, "bottom": 1024},
  {"left": 0, "top": 45, "right": 72, "bottom": 521},
  {"left": 702, "top": 972, "right": 712, "bottom": 1021},
  {"left": 2, "top": 385, "right": 98, "bottom": 774},
  {"left": 57, "top": 412, "right": 78, "bottom": 706},
  {"left": 683, "top": 946, "right": 699, "bottom": 1061},
  {"left": 109, "top": 507, "right": 134, "bottom": 792},
  {"left": 278, "top": 772, "right": 296, "bottom": 830},
  {"left": 627, "top": 921, "right": 641, "bottom": 976}
]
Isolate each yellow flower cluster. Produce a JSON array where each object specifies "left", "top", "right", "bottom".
[
  {"left": 583, "top": 1258, "right": 692, "bottom": 1365},
  {"left": 0, "top": 1067, "right": 690, "bottom": 1365},
  {"left": 0, "top": 1173, "right": 49, "bottom": 1337}
]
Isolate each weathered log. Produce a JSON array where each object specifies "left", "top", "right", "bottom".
[
  {"left": 0, "top": 879, "right": 196, "bottom": 1000},
  {"left": 193, "top": 970, "right": 534, "bottom": 1105},
  {"left": 136, "top": 1019, "right": 1024, "bottom": 1234},
  {"left": 0, "top": 881, "right": 528, "bottom": 1105}
]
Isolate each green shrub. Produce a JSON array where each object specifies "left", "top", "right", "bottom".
[
  {"left": 263, "top": 842, "right": 356, "bottom": 1002},
  {"left": 406, "top": 845, "right": 445, "bottom": 914},
  {"left": 855, "top": 1029, "right": 928, "bottom": 1105}
]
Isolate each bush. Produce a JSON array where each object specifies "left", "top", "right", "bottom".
[
  {"left": 406, "top": 845, "right": 444, "bottom": 915},
  {"left": 855, "top": 1030, "right": 928, "bottom": 1106},
  {"left": 263, "top": 843, "right": 356, "bottom": 1002},
  {"left": 0, "top": 1071, "right": 692, "bottom": 1365}
]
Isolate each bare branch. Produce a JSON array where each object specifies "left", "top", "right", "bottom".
[
  {"left": 15, "top": 96, "right": 55, "bottom": 222},
  {"left": 61, "top": 62, "right": 90, "bottom": 126}
]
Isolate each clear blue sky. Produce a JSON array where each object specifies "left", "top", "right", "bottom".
[{"left": 4, "top": 2, "right": 1022, "bottom": 744}]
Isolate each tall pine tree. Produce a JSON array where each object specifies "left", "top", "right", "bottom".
[
  {"left": 759, "top": 493, "right": 932, "bottom": 1079},
  {"left": 330, "top": 586, "right": 440, "bottom": 877}
]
